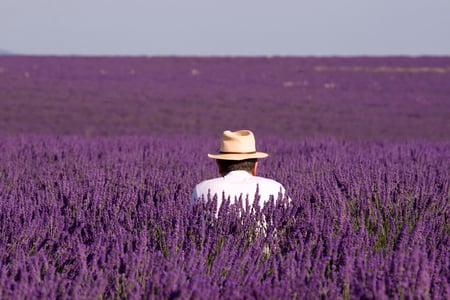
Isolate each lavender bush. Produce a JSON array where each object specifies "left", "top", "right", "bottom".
[{"left": 0, "top": 135, "right": 448, "bottom": 299}]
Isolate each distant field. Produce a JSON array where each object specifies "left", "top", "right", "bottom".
[
  {"left": 0, "top": 56, "right": 449, "bottom": 299},
  {"left": 0, "top": 56, "right": 449, "bottom": 139}
]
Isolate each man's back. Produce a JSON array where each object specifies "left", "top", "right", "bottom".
[{"left": 191, "top": 170, "right": 287, "bottom": 207}]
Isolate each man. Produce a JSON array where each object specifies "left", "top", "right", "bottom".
[{"left": 190, "top": 130, "right": 288, "bottom": 209}]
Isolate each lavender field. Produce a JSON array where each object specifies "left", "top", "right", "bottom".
[{"left": 0, "top": 56, "right": 449, "bottom": 299}]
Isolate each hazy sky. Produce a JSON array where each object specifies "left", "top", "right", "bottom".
[{"left": 2, "top": 0, "right": 450, "bottom": 56}]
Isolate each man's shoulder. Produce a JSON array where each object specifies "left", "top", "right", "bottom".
[
  {"left": 252, "top": 176, "right": 284, "bottom": 187},
  {"left": 195, "top": 177, "right": 224, "bottom": 189}
]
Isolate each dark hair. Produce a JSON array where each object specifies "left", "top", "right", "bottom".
[{"left": 216, "top": 158, "right": 257, "bottom": 176}]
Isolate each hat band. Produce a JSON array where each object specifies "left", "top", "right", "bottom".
[{"left": 219, "top": 151, "right": 257, "bottom": 154}]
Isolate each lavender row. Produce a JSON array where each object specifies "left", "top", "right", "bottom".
[
  {"left": 0, "top": 135, "right": 448, "bottom": 299},
  {"left": 1, "top": 56, "right": 449, "bottom": 139}
]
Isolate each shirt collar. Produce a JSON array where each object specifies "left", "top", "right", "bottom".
[{"left": 224, "top": 170, "right": 252, "bottom": 180}]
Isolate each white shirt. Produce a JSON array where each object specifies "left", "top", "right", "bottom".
[{"left": 190, "top": 170, "right": 287, "bottom": 208}]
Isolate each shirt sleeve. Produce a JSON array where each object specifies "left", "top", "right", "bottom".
[
  {"left": 280, "top": 184, "right": 292, "bottom": 203},
  {"left": 190, "top": 186, "right": 198, "bottom": 206}
]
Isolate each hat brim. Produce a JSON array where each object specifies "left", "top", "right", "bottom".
[{"left": 207, "top": 152, "right": 268, "bottom": 160}]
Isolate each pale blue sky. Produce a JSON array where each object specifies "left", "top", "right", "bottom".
[{"left": 1, "top": 0, "right": 450, "bottom": 56}]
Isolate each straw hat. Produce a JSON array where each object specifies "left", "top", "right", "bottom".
[{"left": 208, "top": 130, "right": 269, "bottom": 160}]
